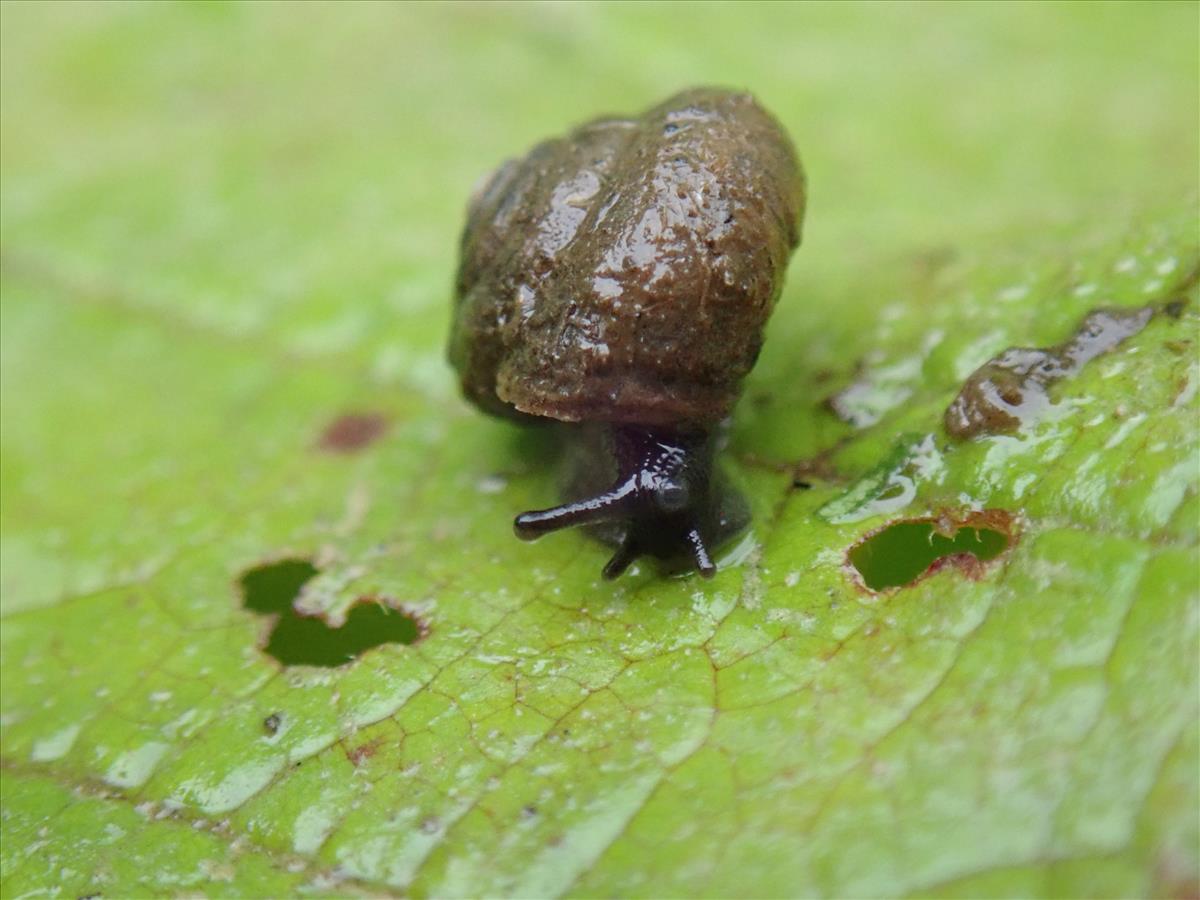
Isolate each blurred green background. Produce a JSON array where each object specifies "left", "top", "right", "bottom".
[
  {"left": 2, "top": 2, "right": 1197, "bottom": 897},
  {"left": 3, "top": 0, "right": 1196, "bottom": 351}
]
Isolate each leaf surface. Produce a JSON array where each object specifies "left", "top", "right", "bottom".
[{"left": 2, "top": 3, "right": 1197, "bottom": 897}]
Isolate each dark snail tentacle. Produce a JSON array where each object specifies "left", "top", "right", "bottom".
[
  {"left": 685, "top": 527, "right": 716, "bottom": 578},
  {"left": 601, "top": 537, "right": 640, "bottom": 580},
  {"left": 513, "top": 480, "right": 637, "bottom": 539}
]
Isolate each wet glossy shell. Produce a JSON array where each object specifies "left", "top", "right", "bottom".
[{"left": 449, "top": 87, "right": 805, "bottom": 427}]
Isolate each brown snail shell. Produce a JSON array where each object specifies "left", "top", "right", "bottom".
[{"left": 450, "top": 87, "right": 805, "bottom": 427}]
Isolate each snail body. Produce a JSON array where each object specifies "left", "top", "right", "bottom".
[{"left": 449, "top": 87, "right": 805, "bottom": 578}]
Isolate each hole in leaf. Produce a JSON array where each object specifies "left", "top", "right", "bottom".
[
  {"left": 848, "top": 518, "right": 1010, "bottom": 591},
  {"left": 240, "top": 559, "right": 318, "bottom": 615},
  {"left": 264, "top": 598, "right": 422, "bottom": 667},
  {"left": 239, "top": 560, "right": 424, "bottom": 668}
]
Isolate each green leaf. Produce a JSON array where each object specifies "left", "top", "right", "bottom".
[{"left": 2, "top": 3, "right": 1197, "bottom": 897}]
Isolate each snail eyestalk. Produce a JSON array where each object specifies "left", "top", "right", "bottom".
[
  {"left": 514, "top": 425, "right": 727, "bottom": 579},
  {"left": 685, "top": 528, "right": 716, "bottom": 578},
  {"left": 513, "top": 481, "right": 637, "bottom": 539}
]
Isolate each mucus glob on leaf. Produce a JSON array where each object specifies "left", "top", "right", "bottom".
[
  {"left": 448, "top": 87, "right": 806, "bottom": 578},
  {"left": 945, "top": 304, "right": 1165, "bottom": 439}
]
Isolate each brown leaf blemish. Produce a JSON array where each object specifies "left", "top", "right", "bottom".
[
  {"left": 345, "top": 737, "right": 384, "bottom": 768},
  {"left": 318, "top": 412, "right": 388, "bottom": 453}
]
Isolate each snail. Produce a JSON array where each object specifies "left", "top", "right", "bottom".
[{"left": 449, "top": 87, "right": 806, "bottom": 579}]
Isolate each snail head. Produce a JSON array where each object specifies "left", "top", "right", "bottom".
[{"left": 513, "top": 425, "right": 719, "bottom": 579}]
